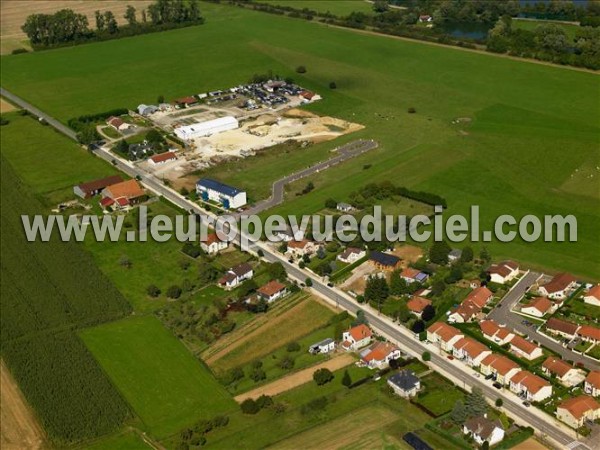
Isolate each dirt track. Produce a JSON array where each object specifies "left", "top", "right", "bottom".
[
  {"left": 1, "top": 361, "right": 47, "bottom": 450},
  {"left": 234, "top": 353, "right": 355, "bottom": 402},
  {"left": 1, "top": 98, "right": 17, "bottom": 113}
]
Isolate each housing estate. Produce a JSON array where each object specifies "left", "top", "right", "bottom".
[
  {"left": 542, "top": 356, "right": 584, "bottom": 387},
  {"left": 538, "top": 273, "right": 577, "bottom": 299},
  {"left": 509, "top": 370, "right": 553, "bottom": 402},
  {"left": 448, "top": 286, "right": 493, "bottom": 323},
  {"left": 521, "top": 297, "right": 554, "bottom": 318},
  {"left": 451, "top": 337, "right": 492, "bottom": 368},
  {"left": 480, "top": 320, "right": 514, "bottom": 345},
  {"left": 480, "top": 354, "right": 521, "bottom": 385},
  {"left": 407, "top": 296, "right": 432, "bottom": 318},
  {"left": 426, "top": 322, "right": 464, "bottom": 352},
  {"left": 583, "top": 285, "right": 600, "bottom": 306}
]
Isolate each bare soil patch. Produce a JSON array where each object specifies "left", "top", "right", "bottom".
[
  {"left": 512, "top": 438, "right": 551, "bottom": 450},
  {"left": 340, "top": 261, "right": 379, "bottom": 294},
  {"left": 234, "top": 353, "right": 355, "bottom": 402},
  {"left": 1, "top": 98, "right": 17, "bottom": 113},
  {"left": 390, "top": 245, "right": 423, "bottom": 267},
  {"left": 1, "top": 361, "right": 47, "bottom": 450}
]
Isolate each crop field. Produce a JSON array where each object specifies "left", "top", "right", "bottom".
[
  {"left": 84, "top": 431, "right": 152, "bottom": 450},
  {"left": 80, "top": 315, "right": 236, "bottom": 439},
  {"left": 1, "top": 2, "right": 597, "bottom": 277}
]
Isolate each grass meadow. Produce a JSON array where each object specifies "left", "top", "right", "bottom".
[
  {"left": 1, "top": 2, "right": 597, "bottom": 277},
  {"left": 265, "top": 0, "right": 374, "bottom": 16},
  {"left": 80, "top": 315, "right": 236, "bottom": 439}
]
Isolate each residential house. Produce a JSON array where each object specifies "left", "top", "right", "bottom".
[
  {"left": 287, "top": 239, "right": 318, "bottom": 258},
  {"left": 584, "top": 372, "right": 600, "bottom": 397},
  {"left": 577, "top": 325, "right": 600, "bottom": 344},
  {"left": 400, "top": 268, "right": 429, "bottom": 284},
  {"left": 128, "top": 142, "right": 153, "bottom": 161},
  {"left": 106, "top": 116, "right": 131, "bottom": 132},
  {"left": 360, "top": 341, "right": 402, "bottom": 369},
  {"left": 448, "top": 286, "right": 493, "bottom": 323},
  {"left": 538, "top": 273, "right": 577, "bottom": 299},
  {"left": 542, "top": 356, "right": 584, "bottom": 387},
  {"left": 218, "top": 263, "right": 253, "bottom": 290},
  {"left": 480, "top": 320, "right": 514, "bottom": 345},
  {"left": 74, "top": 175, "right": 123, "bottom": 199},
  {"left": 452, "top": 337, "right": 492, "bottom": 367},
  {"left": 480, "top": 354, "right": 521, "bottom": 385},
  {"left": 521, "top": 297, "right": 554, "bottom": 318},
  {"left": 448, "top": 249, "right": 462, "bottom": 263},
  {"left": 309, "top": 338, "right": 335, "bottom": 354},
  {"left": 196, "top": 178, "right": 247, "bottom": 209},
  {"left": 486, "top": 260, "right": 519, "bottom": 284},
  {"left": 336, "top": 202, "right": 354, "bottom": 212},
  {"left": 341, "top": 324, "right": 373, "bottom": 351},
  {"left": 509, "top": 335, "right": 543, "bottom": 360},
  {"left": 583, "top": 285, "right": 600, "bottom": 307},
  {"left": 369, "top": 251, "right": 401, "bottom": 271},
  {"left": 137, "top": 104, "right": 158, "bottom": 116},
  {"left": 257, "top": 280, "right": 288, "bottom": 303},
  {"left": 149, "top": 151, "right": 177, "bottom": 165},
  {"left": 337, "top": 247, "right": 366, "bottom": 264},
  {"left": 462, "top": 416, "right": 504, "bottom": 446},
  {"left": 509, "top": 370, "right": 552, "bottom": 402},
  {"left": 545, "top": 318, "right": 579, "bottom": 340},
  {"left": 101, "top": 179, "right": 146, "bottom": 209},
  {"left": 426, "top": 322, "right": 464, "bottom": 352},
  {"left": 407, "top": 296, "right": 432, "bottom": 319},
  {"left": 556, "top": 395, "right": 600, "bottom": 429},
  {"left": 200, "top": 233, "right": 228, "bottom": 255},
  {"left": 387, "top": 370, "right": 420, "bottom": 398}
]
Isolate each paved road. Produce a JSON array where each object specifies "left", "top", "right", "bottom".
[
  {"left": 489, "top": 272, "right": 600, "bottom": 371},
  {"left": 4, "top": 87, "right": 579, "bottom": 449},
  {"left": 241, "top": 139, "right": 378, "bottom": 216}
]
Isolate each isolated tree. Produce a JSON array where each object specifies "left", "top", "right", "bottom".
[
  {"left": 390, "top": 270, "right": 408, "bottom": 296},
  {"left": 166, "top": 285, "right": 182, "bottom": 299},
  {"left": 451, "top": 400, "right": 467, "bottom": 423},
  {"left": 324, "top": 198, "right": 337, "bottom": 209},
  {"left": 353, "top": 309, "right": 368, "bottom": 326},
  {"left": 429, "top": 240, "right": 451, "bottom": 265},
  {"left": 422, "top": 351, "right": 431, "bottom": 362},
  {"left": 146, "top": 284, "right": 161, "bottom": 297},
  {"left": 460, "top": 246, "right": 474, "bottom": 263},
  {"left": 465, "top": 387, "right": 488, "bottom": 417},
  {"left": 313, "top": 368, "right": 334, "bottom": 385},
  {"left": 141, "top": 8, "right": 147, "bottom": 23},
  {"left": 104, "top": 11, "right": 118, "bottom": 34},
  {"left": 188, "top": 0, "right": 201, "bottom": 21},
  {"left": 305, "top": 278, "right": 313, "bottom": 287},
  {"left": 95, "top": 10, "right": 105, "bottom": 31},
  {"left": 342, "top": 369, "right": 352, "bottom": 388},
  {"left": 240, "top": 399, "right": 259, "bottom": 414},
  {"left": 157, "top": 94, "right": 165, "bottom": 103},
  {"left": 124, "top": 5, "right": 137, "bottom": 25},
  {"left": 256, "top": 394, "right": 273, "bottom": 409},
  {"left": 495, "top": 398, "right": 503, "bottom": 407},
  {"left": 329, "top": 81, "right": 337, "bottom": 89},
  {"left": 287, "top": 341, "right": 300, "bottom": 352},
  {"left": 296, "top": 65, "right": 307, "bottom": 73}
]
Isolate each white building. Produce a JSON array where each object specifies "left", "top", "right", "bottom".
[
  {"left": 174, "top": 116, "right": 238, "bottom": 141},
  {"left": 387, "top": 370, "right": 420, "bottom": 398},
  {"left": 196, "top": 178, "right": 247, "bottom": 209},
  {"left": 309, "top": 338, "right": 335, "bottom": 354},
  {"left": 486, "top": 260, "right": 519, "bottom": 284},
  {"left": 584, "top": 285, "right": 600, "bottom": 306},
  {"left": 463, "top": 417, "right": 504, "bottom": 446},
  {"left": 200, "top": 233, "right": 228, "bottom": 255},
  {"left": 341, "top": 324, "right": 372, "bottom": 351},
  {"left": 509, "top": 370, "right": 552, "bottom": 402}
]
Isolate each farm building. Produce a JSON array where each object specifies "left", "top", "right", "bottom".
[
  {"left": 196, "top": 178, "right": 247, "bottom": 209},
  {"left": 174, "top": 116, "right": 239, "bottom": 141},
  {"left": 137, "top": 104, "right": 158, "bottom": 116},
  {"left": 387, "top": 370, "right": 420, "bottom": 398},
  {"left": 174, "top": 96, "right": 198, "bottom": 108},
  {"left": 74, "top": 175, "right": 123, "bottom": 199},
  {"left": 309, "top": 338, "right": 335, "bottom": 354},
  {"left": 149, "top": 152, "right": 177, "bottom": 165},
  {"left": 100, "top": 179, "right": 145, "bottom": 209}
]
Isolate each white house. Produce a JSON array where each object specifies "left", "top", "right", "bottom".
[
  {"left": 463, "top": 416, "right": 504, "bottom": 446},
  {"left": 200, "top": 233, "right": 228, "bottom": 255},
  {"left": 196, "top": 178, "right": 247, "bottom": 209},
  {"left": 387, "top": 370, "right": 420, "bottom": 398},
  {"left": 509, "top": 335, "right": 543, "bottom": 360},
  {"left": 174, "top": 116, "right": 238, "bottom": 141},
  {"left": 426, "top": 322, "right": 464, "bottom": 352},
  {"left": 538, "top": 273, "right": 577, "bottom": 300},
  {"left": 336, "top": 202, "right": 354, "bottom": 212},
  {"left": 360, "top": 342, "right": 402, "bottom": 369},
  {"left": 557, "top": 396, "right": 600, "bottom": 429},
  {"left": 584, "top": 372, "right": 600, "bottom": 397},
  {"left": 309, "top": 338, "right": 335, "bottom": 354},
  {"left": 106, "top": 116, "right": 131, "bottom": 132},
  {"left": 400, "top": 267, "right": 429, "bottom": 284},
  {"left": 509, "top": 370, "right": 552, "bottom": 402},
  {"left": 521, "top": 296, "right": 554, "bottom": 318},
  {"left": 452, "top": 337, "right": 492, "bottom": 368},
  {"left": 257, "top": 280, "right": 288, "bottom": 303},
  {"left": 218, "top": 263, "right": 253, "bottom": 290},
  {"left": 486, "top": 260, "right": 519, "bottom": 284},
  {"left": 584, "top": 285, "right": 600, "bottom": 306},
  {"left": 341, "top": 324, "right": 373, "bottom": 351},
  {"left": 337, "top": 247, "right": 366, "bottom": 264},
  {"left": 286, "top": 239, "right": 318, "bottom": 258}
]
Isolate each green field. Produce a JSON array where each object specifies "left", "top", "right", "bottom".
[
  {"left": 80, "top": 315, "right": 236, "bottom": 439},
  {"left": 265, "top": 0, "right": 374, "bottom": 16},
  {"left": 2, "top": 2, "right": 596, "bottom": 277},
  {"left": 83, "top": 430, "right": 152, "bottom": 450},
  {"left": 512, "top": 19, "right": 581, "bottom": 41}
]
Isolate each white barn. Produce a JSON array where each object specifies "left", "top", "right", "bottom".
[{"left": 174, "top": 116, "right": 238, "bottom": 141}]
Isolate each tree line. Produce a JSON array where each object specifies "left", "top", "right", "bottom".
[{"left": 21, "top": 0, "right": 204, "bottom": 50}]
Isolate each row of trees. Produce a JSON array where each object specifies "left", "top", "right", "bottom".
[{"left": 22, "top": 0, "right": 203, "bottom": 49}]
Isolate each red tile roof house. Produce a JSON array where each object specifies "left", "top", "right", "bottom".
[
  {"left": 74, "top": 175, "right": 123, "bottom": 199},
  {"left": 341, "top": 324, "right": 373, "bottom": 351},
  {"left": 448, "top": 286, "right": 493, "bottom": 323},
  {"left": 106, "top": 116, "right": 131, "bottom": 131},
  {"left": 337, "top": 247, "right": 366, "bottom": 264},
  {"left": 509, "top": 335, "right": 543, "bottom": 360},
  {"left": 400, "top": 267, "right": 429, "bottom": 284},
  {"left": 257, "top": 280, "right": 288, "bottom": 303},
  {"left": 486, "top": 260, "right": 519, "bottom": 284},
  {"left": 577, "top": 325, "right": 600, "bottom": 344},
  {"left": 538, "top": 272, "right": 578, "bottom": 300},
  {"left": 584, "top": 285, "right": 600, "bottom": 307},
  {"left": 451, "top": 337, "right": 492, "bottom": 367},
  {"left": 200, "top": 233, "right": 228, "bottom": 255},
  {"left": 407, "top": 296, "right": 432, "bottom": 319},
  {"left": 149, "top": 151, "right": 177, "bottom": 165},
  {"left": 544, "top": 317, "right": 579, "bottom": 340},
  {"left": 101, "top": 179, "right": 146, "bottom": 210},
  {"left": 426, "top": 322, "right": 464, "bottom": 353},
  {"left": 480, "top": 320, "right": 515, "bottom": 345},
  {"left": 218, "top": 263, "right": 253, "bottom": 290},
  {"left": 584, "top": 371, "right": 600, "bottom": 397},
  {"left": 286, "top": 239, "right": 318, "bottom": 258},
  {"left": 360, "top": 342, "right": 402, "bottom": 369},
  {"left": 520, "top": 296, "right": 555, "bottom": 318},
  {"left": 556, "top": 395, "right": 600, "bottom": 429},
  {"left": 480, "top": 354, "right": 521, "bottom": 385},
  {"left": 542, "top": 356, "right": 585, "bottom": 387},
  {"left": 509, "top": 370, "right": 553, "bottom": 402}
]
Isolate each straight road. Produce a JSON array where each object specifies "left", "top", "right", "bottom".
[
  {"left": 241, "top": 139, "right": 378, "bottom": 216},
  {"left": 489, "top": 273, "right": 600, "bottom": 371},
  {"left": 4, "top": 87, "right": 579, "bottom": 449}
]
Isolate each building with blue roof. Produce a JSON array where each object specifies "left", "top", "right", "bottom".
[{"left": 196, "top": 178, "right": 247, "bottom": 209}]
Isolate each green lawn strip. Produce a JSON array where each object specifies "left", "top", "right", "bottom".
[
  {"left": 80, "top": 315, "right": 237, "bottom": 439},
  {"left": 81, "top": 429, "right": 152, "bottom": 450},
  {"left": 264, "top": 0, "right": 374, "bottom": 16},
  {"left": 330, "top": 255, "right": 368, "bottom": 282},
  {"left": 413, "top": 372, "right": 465, "bottom": 417}
]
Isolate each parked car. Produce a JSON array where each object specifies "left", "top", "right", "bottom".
[
  {"left": 523, "top": 401, "right": 531, "bottom": 407},
  {"left": 447, "top": 355, "right": 454, "bottom": 360},
  {"left": 485, "top": 374, "right": 494, "bottom": 380},
  {"left": 493, "top": 382, "right": 502, "bottom": 389}
]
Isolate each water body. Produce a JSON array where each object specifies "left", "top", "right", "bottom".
[{"left": 440, "top": 22, "right": 491, "bottom": 41}]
